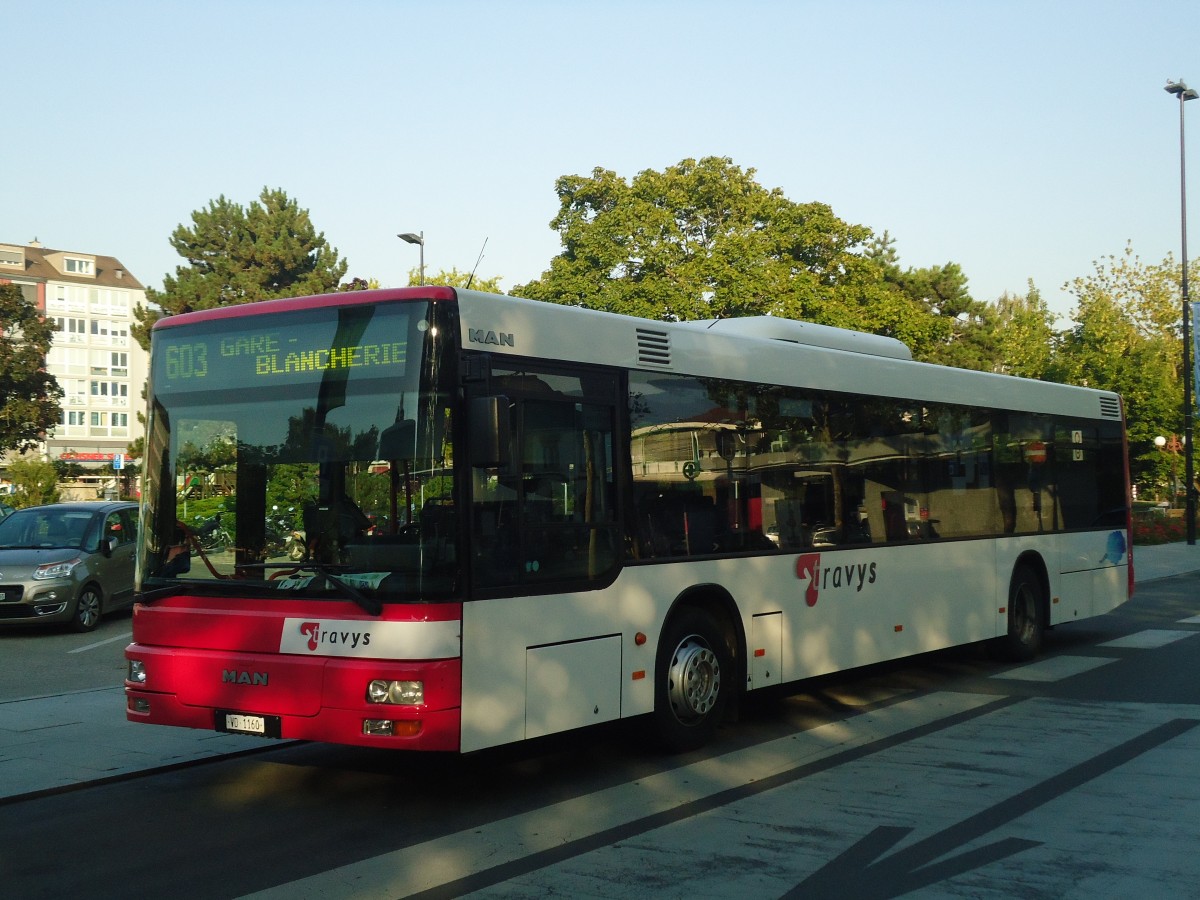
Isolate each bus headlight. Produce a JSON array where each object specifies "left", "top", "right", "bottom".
[
  {"left": 366, "top": 679, "right": 423, "bottom": 706},
  {"left": 128, "top": 660, "right": 147, "bottom": 684}
]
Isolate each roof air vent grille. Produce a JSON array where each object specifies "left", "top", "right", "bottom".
[{"left": 636, "top": 328, "right": 671, "bottom": 366}]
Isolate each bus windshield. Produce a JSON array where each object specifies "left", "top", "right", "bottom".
[{"left": 138, "top": 299, "right": 459, "bottom": 606}]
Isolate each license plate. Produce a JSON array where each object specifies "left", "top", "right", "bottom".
[
  {"left": 216, "top": 709, "right": 282, "bottom": 738},
  {"left": 224, "top": 713, "right": 265, "bottom": 734}
]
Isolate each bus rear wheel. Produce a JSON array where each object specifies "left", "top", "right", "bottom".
[
  {"left": 653, "top": 608, "right": 732, "bottom": 752},
  {"left": 1000, "top": 565, "right": 1045, "bottom": 661}
]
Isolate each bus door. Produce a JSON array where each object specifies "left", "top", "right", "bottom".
[{"left": 466, "top": 362, "right": 622, "bottom": 593}]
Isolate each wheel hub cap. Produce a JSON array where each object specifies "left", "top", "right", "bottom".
[{"left": 668, "top": 636, "right": 721, "bottom": 721}]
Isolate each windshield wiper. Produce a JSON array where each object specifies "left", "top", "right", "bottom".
[{"left": 247, "top": 563, "right": 383, "bottom": 616}]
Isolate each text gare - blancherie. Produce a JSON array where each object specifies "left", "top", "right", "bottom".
[{"left": 219, "top": 334, "right": 407, "bottom": 377}]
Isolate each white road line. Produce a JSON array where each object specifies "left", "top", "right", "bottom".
[
  {"left": 68, "top": 631, "right": 131, "bottom": 653},
  {"left": 1099, "top": 629, "right": 1196, "bottom": 650},
  {"left": 993, "top": 656, "right": 1114, "bottom": 681}
]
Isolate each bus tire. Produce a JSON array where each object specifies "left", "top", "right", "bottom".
[
  {"left": 653, "top": 608, "right": 732, "bottom": 752},
  {"left": 1000, "top": 564, "right": 1045, "bottom": 661}
]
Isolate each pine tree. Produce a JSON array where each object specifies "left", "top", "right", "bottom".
[{"left": 133, "top": 187, "right": 349, "bottom": 350}]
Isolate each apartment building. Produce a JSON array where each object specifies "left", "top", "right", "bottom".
[{"left": 0, "top": 240, "right": 150, "bottom": 484}]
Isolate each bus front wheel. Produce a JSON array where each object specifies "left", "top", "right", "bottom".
[
  {"left": 653, "top": 608, "right": 732, "bottom": 752},
  {"left": 1000, "top": 565, "right": 1045, "bottom": 661}
]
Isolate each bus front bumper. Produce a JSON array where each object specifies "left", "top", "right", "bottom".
[{"left": 124, "top": 686, "right": 462, "bottom": 751}]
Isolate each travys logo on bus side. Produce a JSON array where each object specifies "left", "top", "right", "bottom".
[{"left": 796, "top": 554, "right": 878, "bottom": 607}]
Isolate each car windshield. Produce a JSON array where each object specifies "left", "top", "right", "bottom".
[{"left": 0, "top": 509, "right": 94, "bottom": 550}]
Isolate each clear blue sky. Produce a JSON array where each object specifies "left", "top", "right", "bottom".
[{"left": 4, "top": 0, "right": 1199, "bottom": 324}]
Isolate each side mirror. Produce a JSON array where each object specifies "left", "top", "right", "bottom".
[
  {"left": 469, "top": 396, "right": 512, "bottom": 468},
  {"left": 378, "top": 419, "right": 417, "bottom": 460}
]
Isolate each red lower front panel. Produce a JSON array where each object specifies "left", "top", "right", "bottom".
[
  {"left": 125, "top": 597, "right": 464, "bottom": 751},
  {"left": 126, "top": 649, "right": 462, "bottom": 750}
]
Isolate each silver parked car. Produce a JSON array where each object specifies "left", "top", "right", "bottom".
[{"left": 0, "top": 501, "right": 139, "bottom": 632}]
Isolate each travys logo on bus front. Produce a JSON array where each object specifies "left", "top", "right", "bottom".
[
  {"left": 796, "top": 554, "right": 878, "bottom": 607},
  {"left": 279, "top": 618, "right": 462, "bottom": 659}
]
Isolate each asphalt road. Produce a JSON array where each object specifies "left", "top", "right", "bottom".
[
  {"left": 1, "top": 572, "right": 1199, "bottom": 899},
  {"left": 0, "top": 607, "right": 133, "bottom": 701}
]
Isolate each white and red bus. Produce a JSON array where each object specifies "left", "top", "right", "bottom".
[{"left": 125, "top": 287, "right": 1132, "bottom": 752}]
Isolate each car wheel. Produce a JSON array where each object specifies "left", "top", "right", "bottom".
[{"left": 71, "top": 585, "right": 103, "bottom": 633}]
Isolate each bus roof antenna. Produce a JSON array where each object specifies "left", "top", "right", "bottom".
[{"left": 466, "top": 237, "right": 488, "bottom": 290}]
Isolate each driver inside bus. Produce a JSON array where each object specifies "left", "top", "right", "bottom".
[
  {"left": 157, "top": 524, "right": 191, "bottom": 577},
  {"left": 304, "top": 494, "right": 371, "bottom": 562}
]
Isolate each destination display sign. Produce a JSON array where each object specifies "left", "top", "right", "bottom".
[{"left": 153, "top": 306, "right": 412, "bottom": 394}]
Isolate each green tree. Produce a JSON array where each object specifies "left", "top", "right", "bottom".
[
  {"left": 133, "top": 187, "right": 350, "bottom": 349},
  {"left": 0, "top": 283, "right": 62, "bottom": 453},
  {"left": 337, "top": 277, "right": 374, "bottom": 292},
  {"left": 1048, "top": 245, "right": 1184, "bottom": 488},
  {"left": 991, "top": 283, "right": 1056, "bottom": 379},
  {"left": 867, "top": 234, "right": 989, "bottom": 366},
  {"left": 413, "top": 267, "right": 504, "bottom": 293},
  {"left": 516, "top": 157, "right": 948, "bottom": 356},
  {"left": 8, "top": 458, "right": 59, "bottom": 507}
]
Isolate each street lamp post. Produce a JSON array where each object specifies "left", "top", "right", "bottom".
[
  {"left": 1155, "top": 434, "right": 1182, "bottom": 507},
  {"left": 1166, "top": 79, "right": 1198, "bottom": 545},
  {"left": 398, "top": 231, "right": 425, "bottom": 286}
]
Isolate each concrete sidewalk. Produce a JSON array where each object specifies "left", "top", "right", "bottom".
[
  {"left": 0, "top": 688, "right": 269, "bottom": 802},
  {"left": 2, "top": 543, "right": 1199, "bottom": 803},
  {"left": 1133, "top": 540, "right": 1200, "bottom": 583}
]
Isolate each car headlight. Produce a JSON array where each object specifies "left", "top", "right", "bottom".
[
  {"left": 33, "top": 558, "right": 83, "bottom": 580},
  {"left": 366, "top": 679, "right": 423, "bottom": 705}
]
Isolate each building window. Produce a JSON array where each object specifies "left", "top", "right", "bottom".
[
  {"left": 89, "top": 350, "right": 129, "bottom": 376},
  {"left": 54, "top": 317, "right": 87, "bottom": 341},
  {"left": 65, "top": 257, "right": 94, "bottom": 275},
  {"left": 88, "top": 381, "right": 128, "bottom": 399}
]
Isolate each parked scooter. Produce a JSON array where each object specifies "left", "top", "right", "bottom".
[
  {"left": 271, "top": 506, "right": 306, "bottom": 561},
  {"left": 264, "top": 506, "right": 291, "bottom": 556},
  {"left": 192, "top": 513, "right": 230, "bottom": 551},
  {"left": 286, "top": 525, "right": 307, "bottom": 561}
]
